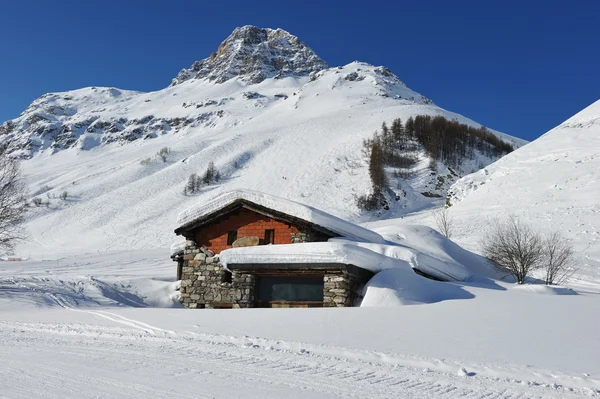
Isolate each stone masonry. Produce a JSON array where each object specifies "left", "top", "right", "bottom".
[
  {"left": 179, "top": 240, "right": 254, "bottom": 309},
  {"left": 323, "top": 270, "right": 361, "bottom": 307},
  {"left": 178, "top": 240, "right": 374, "bottom": 309}
]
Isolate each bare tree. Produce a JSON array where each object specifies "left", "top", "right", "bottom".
[
  {"left": 156, "top": 147, "right": 170, "bottom": 163},
  {"left": 543, "top": 232, "right": 575, "bottom": 285},
  {"left": 482, "top": 216, "right": 544, "bottom": 284},
  {"left": 433, "top": 207, "right": 453, "bottom": 238},
  {"left": 0, "top": 147, "right": 28, "bottom": 253}
]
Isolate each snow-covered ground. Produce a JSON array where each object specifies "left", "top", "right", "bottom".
[
  {"left": 2, "top": 299, "right": 599, "bottom": 399},
  {"left": 1, "top": 222, "right": 599, "bottom": 397}
]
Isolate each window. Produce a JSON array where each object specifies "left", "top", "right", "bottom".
[
  {"left": 264, "top": 229, "right": 275, "bottom": 245},
  {"left": 220, "top": 269, "right": 232, "bottom": 284},
  {"left": 227, "top": 230, "right": 237, "bottom": 245},
  {"left": 256, "top": 276, "right": 324, "bottom": 303}
]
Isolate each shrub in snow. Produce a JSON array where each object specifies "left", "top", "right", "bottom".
[
  {"left": 59, "top": 191, "right": 68, "bottom": 200},
  {"left": 543, "top": 232, "right": 575, "bottom": 285},
  {"left": 157, "top": 147, "right": 170, "bottom": 163},
  {"left": 433, "top": 207, "right": 453, "bottom": 239},
  {"left": 0, "top": 147, "right": 28, "bottom": 252},
  {"left": 483, "top": 216, "right": 577, "bottom": 285},
  {"left": 32, "top": 197, "right": 43, "bottom": 207},
  {"left": 482, "top": 216, "right": 544, "bottom": 284}
]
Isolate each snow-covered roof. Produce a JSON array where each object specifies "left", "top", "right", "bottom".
[
  {"left": 220, "top": 242, "right": 396, "bottom": 274},
  {"left": 220, "top": 238, "right": 472, "bottom": 281},
  {"left": 170, "top": 238, "right": 186, "bottom": 257},
  {"left": 175, "top": 189, "right": 385, "bottom": 244}
]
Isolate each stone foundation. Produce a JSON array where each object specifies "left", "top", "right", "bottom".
[
  {"left": 179, "top": 241, "right": 254, "bottom": 309},
  {"left": 178, "top": 241, "right": 373, "bottom": 309}
]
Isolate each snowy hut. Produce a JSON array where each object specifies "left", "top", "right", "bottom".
[{"left": 173, "top": 190, "right": 383, "bottom": 308}]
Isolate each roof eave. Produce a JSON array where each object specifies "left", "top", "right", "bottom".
[{"left": 174, "top": 199, "right": 340, "bottom": 239}]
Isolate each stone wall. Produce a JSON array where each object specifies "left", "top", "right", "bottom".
[
  {"left": 323, "top": 271, "right": 355, "bottom": 307},
  {"left": 178, "top": 241, "right": 373, "bottom": 309},
  {"left": 179, "top": 241, "right": 254, "bottom": 309},
  {"left": 322, "top": 266, "right": 373, "bottom": 307}
]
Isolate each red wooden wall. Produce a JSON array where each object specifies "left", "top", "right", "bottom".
[{"left": 194, "top": 207, "right": 300, "bottom": 254}]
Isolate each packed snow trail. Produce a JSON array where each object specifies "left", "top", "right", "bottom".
[{"left": 0, "top": 317, "right": 592, "bottom": 399}]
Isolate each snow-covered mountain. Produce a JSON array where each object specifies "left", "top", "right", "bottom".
[
  {"left": 0, "top": 26, "right": 523, "bottom": 256},
  {"left": 447, "top": 100, "right": 600, "bottom": 289}
]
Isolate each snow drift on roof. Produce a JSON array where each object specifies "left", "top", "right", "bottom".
[
  {"left": 219, "top": 236, "right": 473, "bottom": 281},
  {"left": 219, "top": 242, "right": 399, "bottom": 274},
  {"left": 176, "top": 189, "right": 385, "bottom": 244}
]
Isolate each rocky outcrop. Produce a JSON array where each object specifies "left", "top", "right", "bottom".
[
  {"left": 171, "top": 25, "right": 327, "bottom": 86},
  {"left": 0, "top": 88, "right": 224, "bottom": 158}
]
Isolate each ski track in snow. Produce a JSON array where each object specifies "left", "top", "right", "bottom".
[{"left": 0, "top": 315, "right": 592, "bottom": 399}]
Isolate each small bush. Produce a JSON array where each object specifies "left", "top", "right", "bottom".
[
  {"left": 140, "top": 157, "right": 152, "bottom": 166},
  {"left": 59, "top": 191, "right": 68, "bottom": 200},
  {"left": 32, "top": 197, "right": 43, "bottom": 207},
  {"left": 433, "top": 207, "right": 453, "bottom": 238},
  {"left": 483, "top": 216, "right": 577, "bottom": 285},
  {"left": 543, "top": 232, "right": 575, "bottom": 285},
  {"left": 482, "top": 216, "right": 544, "bottom": 284},
  {"left": 157, "top": 147, "right": 170, "bottom": 162}
]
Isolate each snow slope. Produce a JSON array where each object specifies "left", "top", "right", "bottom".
[
  {"left": 0, "top": 26, "right": 523, "bottom": 257},
  {"left": 446, "top": 100, "right": 600, "bottom": 290}
]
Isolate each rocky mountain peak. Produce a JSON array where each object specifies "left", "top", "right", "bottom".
[{"left": 171, "top": 25, "right": 327, "bottom": 86}]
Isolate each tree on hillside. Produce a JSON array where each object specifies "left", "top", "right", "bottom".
[
  {"left": 433, "top": 207, "right": 454, "bottom": 239},
  {"left": 543, "top": 232, "right": 575, "bottom": 285},
  {"left": 482, "top": 216, "right": 544, "bottom": 284},
  {"left": 368, "top": 140, "right": 387, "bottom": 198},
  {"left": 202, "top": 161, "right": 220, "bottom": 185},
  {"left": 357, "top": 137, "right": 388, "bottom": 211},
  {"left": 0, "top": 146, "right": 28, "bottom": 253}
]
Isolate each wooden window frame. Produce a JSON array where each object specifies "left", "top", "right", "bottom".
[
  {"left": 227, "top": 230, "right": 237, "bottom": 245},
  {"left": 254, "top": 274, "right": 325, "bottom": 308},
  {"left": 264, "top": 229, "right": 275, "bottom": 245}
]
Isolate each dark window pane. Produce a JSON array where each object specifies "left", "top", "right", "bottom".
[
  {"left": 257, "top": 276, "right": 324, "bottom": 302},
  {"left": 227, "top": 230, "right": 237, "bottom": 245},
  {"left": 220, "top": 270, "right": 232, "bottom": 284},
  {"left": 264, "top": 229, "right": 275, "bottom": 245}
]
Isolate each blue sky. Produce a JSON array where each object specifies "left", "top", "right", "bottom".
[{"left": 1, "top": 0, "right": 598, "bottom": 141}]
